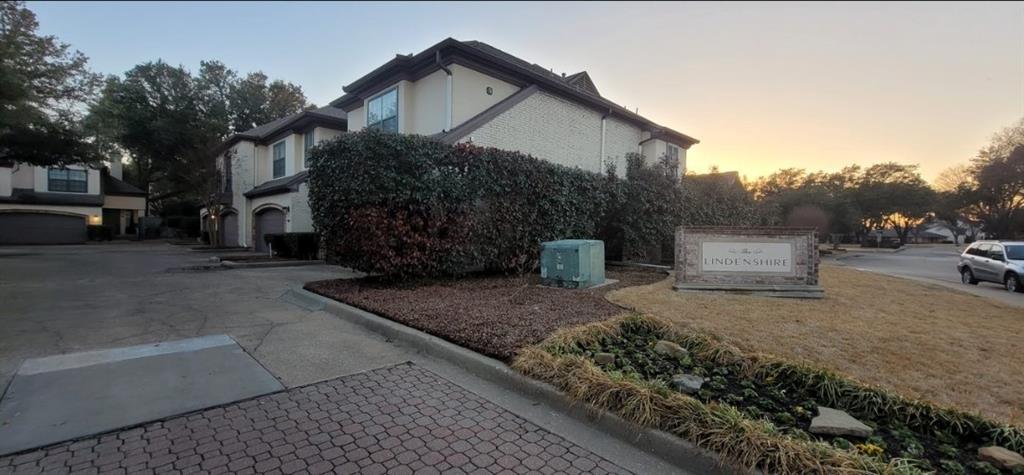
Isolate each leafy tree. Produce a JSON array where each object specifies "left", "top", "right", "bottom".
[
  {"left": 854, "top": 163, "right": 935, "bottom": 245},
  {"left": 0, "top": 0, "right": 101, "bottom": 166},
  {"left": 227, "top": 72, "right": 309, "bottom": 132},
  {"left": 86, "top": 60, "right": 310, "bottom": 211},
  {"left": 967, "top": 119, "right": 1024, "bottom": 239}
]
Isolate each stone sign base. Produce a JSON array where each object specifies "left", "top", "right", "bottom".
[
  {"left": 674, "top": 226, "right": 824, "bottom": 299},
  {"left": 674, "top": 282, "right": 824, "bottom": 299}
]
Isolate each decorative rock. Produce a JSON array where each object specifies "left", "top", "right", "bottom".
[
  {"left": 808, "top": 406, "right": 873, "bottom": 438},
  {"left": 653, "top": 340, "right": 688, "bottom": 359},
  {"left": 978, "top": 446, "right": 1024, "bottom": 470},
  {"left": 671, "top": 374, "right": 704, "bottom": 394},
  {"left": 593, "top": 353, "right": 615, "bottom": 365}
]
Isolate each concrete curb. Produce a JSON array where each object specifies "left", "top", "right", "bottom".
[
  {"left": 294, "top": 287, "right": 740, "bottom": 475},
  {"left": 221, "top": 259, "right": 325, "bottom": 269}
]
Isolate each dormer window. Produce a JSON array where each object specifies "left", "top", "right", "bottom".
[{"left": 366, "top": 88, "right": 398, "bottom": 132}]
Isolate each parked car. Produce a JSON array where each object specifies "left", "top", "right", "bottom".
[{"left": 958, "top": 241, "right": 1024, "bottom": 293}]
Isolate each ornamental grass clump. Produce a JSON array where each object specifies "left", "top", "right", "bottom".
[{"left": 512, "top": 314, "right": 1024, "bottom": 474}]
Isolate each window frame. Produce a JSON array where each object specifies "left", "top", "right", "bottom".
[
  {"left": 666, "top": 144, "right": 680, "bottom": 161},
  {"left": 366, "top": 87, "right": 399, "bottom": 133},
  {"left": 48, "top": 168, "right": 88, "bottom": 193},
  {"left": 272, "top": 141, "right": 286, "bottom": 179}
]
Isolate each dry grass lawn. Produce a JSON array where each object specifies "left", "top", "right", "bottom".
[{"left": 607, "top": 264, "right": 1024, "bottom": 424}]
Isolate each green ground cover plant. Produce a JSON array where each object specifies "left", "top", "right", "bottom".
[{"left": 513, "top": 315, "right": 1024, "bottom": 474}]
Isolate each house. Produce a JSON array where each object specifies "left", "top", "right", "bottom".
[
  {"left": 204, "top": 106, "right": 347, "bottom": 251},
  {"left": 333, "top": 38, "right": 698, "bottom": 177},
  {"left": 0, "top": 158, "right": 146, "bottom": 244},
  {"left": 211, "top": 38, "right": 698, "bottom": 249}
]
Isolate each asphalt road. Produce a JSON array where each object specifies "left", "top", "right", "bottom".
[{"left": 831, "top": 245, "right": 1024, "bottom": 308}]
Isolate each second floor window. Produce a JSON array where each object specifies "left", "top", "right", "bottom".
[
  {"left": 272, "top": 141, "right": 286, "bottom": 178},
  {"left": 666, "top": 144, "right": 680, "bottom": 161},
  {"left": 48, "top": 168, "right": 87, "bottom": 193},
  {"left": 367, "top": 88, "right": 398, "bottom": 132},
  {"left": 303, "top": 131, "right": 315, "bottom": 167}
]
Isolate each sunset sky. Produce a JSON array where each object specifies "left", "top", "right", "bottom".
[{"left": 29, "top": 1, "right": 1024, "bottom": 182}]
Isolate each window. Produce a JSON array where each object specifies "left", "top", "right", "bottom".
[
  {"left": 988, "top": 245, "right": 1005, "bottom": 261},
  {"left": 1006, "top": 245, "right": 1024, "bottom": 260},
  {"left": 366, "top": 88, "right": 398, "bottom": 132},
  {"left": 303, "top": 131, "right": 315, "bottom": 166},
  {"left": 971, "top": 244, "right": 992, "bottom": 257},
  {"left": 666, "top": 144, "right": 680, "bottom": 161},
  {"left": 272, "top": 141, "right": 286, "bottom": 178},
  {"left": 48, "top": 168, "right": 87, "bottom": 193}
]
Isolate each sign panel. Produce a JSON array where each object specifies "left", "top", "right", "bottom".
[{"left": 700, "top": 242, "right": 793, "bottom": 274}]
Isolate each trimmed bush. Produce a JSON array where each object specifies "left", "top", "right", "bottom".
[
  {"left": 308, "top": 129, "right": 763, "bottom": 279},
  {"left": 86, "top": 225, "right": 112, "bottom": 241},
  {"left": 263, "top": 232, "right": 320, "bottom": 260}
]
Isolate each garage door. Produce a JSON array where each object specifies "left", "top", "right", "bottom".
[
  {"left": 0, "top": 213, "right": 87, "bottom": 245},
  {"left": 253, "top": 208, "right": 284, "bottom": 252},
  {"left": 220, "top": 212, "right": 238, "bottom": 247}
]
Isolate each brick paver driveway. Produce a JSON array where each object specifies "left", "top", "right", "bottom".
[{"left": 0, "top": 364, "right": 629, "bottom": 475}]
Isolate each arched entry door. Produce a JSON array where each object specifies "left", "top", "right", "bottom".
[
  {"left": 253, "top": 208, "right": 285, "bottom": 252},
  {"left": 219, "top": 212, "right": 238, "bottom": 247}
]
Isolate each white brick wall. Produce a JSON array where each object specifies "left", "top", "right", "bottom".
[
  {"left": 462, "top": 91, "right": 608, "bottom": 174},
  {"left": 604, "top": 116, "right": 642, "bottom": 176}
]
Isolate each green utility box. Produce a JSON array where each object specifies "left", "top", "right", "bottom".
[{"left": 540, "top": 239, "right": 605, "bottom": 288}]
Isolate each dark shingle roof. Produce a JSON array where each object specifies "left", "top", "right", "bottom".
[
  {"left": 564, "top": 71, "right": 599, "bottom": 96},
  {"left": 103, "top": 172, "right": 146, "bottom": 196},
  {"left": 237, "top": 106, "right": 347, "bottom": 139},
  {"left": 243, "top": 171, "right": 308, "bottom": 199}
]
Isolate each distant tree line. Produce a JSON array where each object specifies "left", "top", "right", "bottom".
[{"left": 750, "top": 118, "right": 1024, "bottom": 244}]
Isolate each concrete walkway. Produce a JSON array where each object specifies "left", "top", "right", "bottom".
[{"left": 0, "top": 242, "right": 690, "bottom": 474}]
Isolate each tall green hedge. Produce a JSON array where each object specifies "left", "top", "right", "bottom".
[{"left": 308, "top": 129, "right": 763, "bottom": 279}]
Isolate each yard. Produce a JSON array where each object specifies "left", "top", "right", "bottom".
[{"left": 607, "top": 264, "right": 1024, "bottom": 424}]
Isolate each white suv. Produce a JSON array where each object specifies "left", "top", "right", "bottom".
[{"left": 958, "top": 241, "right": 1024, "bottom": 293}]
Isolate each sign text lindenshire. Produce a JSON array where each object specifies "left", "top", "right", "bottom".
[{"left": 701, "top": 242, "right": 793, "bottom": 273}]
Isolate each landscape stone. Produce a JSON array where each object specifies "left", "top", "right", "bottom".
[
  {"left": 671, "top": 374, "right": 704, "bottom": 394},
  {"left": 593, "top": 353, "right": 615, "bottom": 365},
  {"left": 653, "top": 340, "right": 688, "bottom": 359},
  {"left": 978, "top": 446, "right": 1024, "bottom": 470},
  {"left": 808, "top": 406, "right": 873, "bottom": 438}
]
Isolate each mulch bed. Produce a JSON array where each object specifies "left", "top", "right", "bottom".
[{"left": 304, "top": 268, "right": 666, "bottom": 361}]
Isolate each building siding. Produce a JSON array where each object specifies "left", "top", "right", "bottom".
[
  {"left": 462, "top": 90, "right": 645, "bottom": 175},
  {"left": 604, "top": 116, "right": 643, "bottom": 177}
]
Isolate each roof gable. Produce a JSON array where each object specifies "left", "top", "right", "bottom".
[{"left": 330, "top": 38, "right": 698, "bottom": 148}]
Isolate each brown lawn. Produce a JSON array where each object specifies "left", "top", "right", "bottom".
[{"left": 606, "top": 264, "right": 1024, "bottom": 424}]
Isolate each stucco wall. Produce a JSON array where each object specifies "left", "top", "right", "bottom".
[
  {"left": 103, "top": 195, "right": 145, "bottom": 212},
  {"left": 460, "top": 91, "right": 612, "bottom": 174},
  {"left": 229, "top": 141, "right": 256, "bottom": 247},
  {"left": 289, "top": 183, "right": 313, "bottom": 233},
  {"left": 409, "top": 69, "right": 447, "bottom": 135},
  {"left": 450, "top": 64, "right": 519, "bottom": 128},
  {"left": 0, "top": 167, "right": 10, "bottom": 197},
  {"left": 348, "top": 106, "right": 366, "bottom": 131},
  {"left": 10, "top": 165, "right": 32, "bottom": 189},
  {"left": 31, "top": 165, "right": 100, "bottom": 195},
  {"left": 0, "top": 204, "right": 102, "bottom": 222}
]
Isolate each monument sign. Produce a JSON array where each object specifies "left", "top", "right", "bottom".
[{"left": 674, "top": 226, "right": 823, "bottom": 298}]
